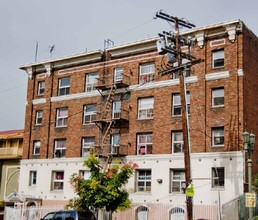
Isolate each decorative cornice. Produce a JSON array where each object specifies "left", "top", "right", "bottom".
[
  {"left": 205, "top": 71, "right": 229, "bottom": 81},
  {"left": 25, "top": 66, "right": 33, "bottom": 80},
  {"left": 32, "top": 98, "right": 46, "bottom": 105},
  {"left": 44, "top": 63, "right": 52, "bottom": 77},
  {"left": 225, "top": 24, "right": 237, "bottom": 42},
  {"left": 51, "top": 91, "right": 100, "bottom": 103},
  {"left": 195, "top": 31, "right": 205, "bottom": 49}
]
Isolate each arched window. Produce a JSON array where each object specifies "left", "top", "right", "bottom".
[
  {"left": 170, "top": 207, "right": 185, "bottom": 220},
  {"left": 136, "top": 206, "right": 149, "bottom": 220}
]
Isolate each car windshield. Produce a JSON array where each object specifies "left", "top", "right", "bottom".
[{"left": 42, "top": 213, "right": 55, "bottom": 220}]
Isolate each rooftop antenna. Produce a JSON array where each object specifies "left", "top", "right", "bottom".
[
  {"left": 35, "top": 41, "right": 38, "bottom": 62},
  {"left": 104, "top": 39, "right": 114, "bottom": 50},
  {"left": 49, "top": 45, "right": 55, "bottom": 58}
]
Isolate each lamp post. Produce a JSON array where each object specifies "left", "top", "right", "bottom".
[{"left": 243, "top": 131, "right": 256, "bottom": 220}]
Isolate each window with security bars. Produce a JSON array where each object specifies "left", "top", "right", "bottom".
[
  {"left": 212, "top": 87, "right": 224, "bottom": 107},
  {"left": 81, "top": 137, "right": 95, "bottom": 157},
  {"left": 86, "top": 73, "right": 98, "bottom": 93},
  {"left": 138, "top": 97, "right": 154, "bottom": 120},
  {"left": 139, "top": 63, "right": 155, "bottom": 84},
  {"left": 56, "top": 108, "right": 68, "bottom": 127},
  {"left": 136, "top": 170, "right": 151, "bottom": 192},
  {"left": 212, "top": 127, "right": 224, "bottom": 147},
  {"left": 58, "top": 77, "right": 70, "bottom": 96},
  {"left": 212, "top": 167, "right": 225, "bottom": 188},
  {"left": 172, "top": 132, "right": 183, "bottom": 153},
  {"left": 170, "top": 169, "right": 186, "bottom": 193},
  {"left": 136, "top": 206, "right": 149, "bottom": 220},
  {"left": 172, "top": 92, "right": 190, "bottom": 116},
  {"left": 212, "top": 49, "right": 224, "bottom": 68},
  {"left": 83, "top": 104, "right": 96, "bottom": 124},
  {"left": 137, "top": 133, "right": 152, "bottom": 155}
]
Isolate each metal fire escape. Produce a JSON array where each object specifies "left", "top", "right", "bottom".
[{"left": 94, "top": 50, "right": 130, "bottom": 160}]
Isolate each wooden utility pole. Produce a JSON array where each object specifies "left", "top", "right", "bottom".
[{"left": 156, "top": 11, "right": 200, "bottom": 220}]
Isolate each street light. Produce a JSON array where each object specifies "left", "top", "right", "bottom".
[{"left": 243, "top": 131, "right": 256, "bottom": 220}]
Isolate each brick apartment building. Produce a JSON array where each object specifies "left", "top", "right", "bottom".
[{"left": 18, "top": 19, "right": 258, "bottom": 218}]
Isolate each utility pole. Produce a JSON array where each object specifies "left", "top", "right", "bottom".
[{"left": 156, "top": 11, "right": 202, "bottom": 220}]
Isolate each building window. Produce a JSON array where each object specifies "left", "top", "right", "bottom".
[
  {"left": 139, "top": 63, "right": 155, "bottom": 84},
  {"left": 54, "top": 139, "right": 66, "bottom": 158},
  {"left": 212, "top": 167, "right": 225, "bottom": 188},
  {"left": 52, "top": 171, "right": 64, "bottom": 190},
  {"left": 212, "top": 87, "right": 224, "bottom": 107},
  {"left": 172, "top": 132, "right": 183, "bottom": 153},
  {"left": 212, "top": 127, "right": 224, "bottom": 147},
  {"left": 111, "top": 134, "right": 120, "bottom": 154},
  {"left": 56, "top": 108, "right": 68, "bottom": 127},
  {"left": 136, "top": 206, "right": 149, "bottom": 220},
  {"left": 83, "top": 104, "right": 96, "bottom": 124},
  {"left": 38, "top": 81, "right": 45, "bottom": 96},
  {"left": 138, "top": 97, "right": 154, "bottom": 119},
  {"left": 212, "top": 49, "right": 224, "bottom": 68},
  {"left": 86, "top": 72, "right": 98, "bottom": 93},
  {"left": 137, "top": 133, "right": 153, "bottom": 155},
  {"left": 114, "top": 67, "right": 123, "bottom": 82},
  {"left": 112, "top": 101, "right": 121, "bottom": 119},
  {"left": 170, "top": 169, "right": 186, "bottom": 193},
  {"left": 35, "top": 110, "right": 43, "bottom": 125},
  {"left": 172, "top": 92, "right": 190, "bottom": 116},
  {"left": 170, "top": 207, "right": 185, "bottom": 220},
  {"left": 29, "top": 171, "right": 37, "bottom": 186},
  {"left": 136, "top": 170, "right": 151, "bottom": 192},
  {"left": 79, "top": 170, "right": 91, "bottom": 180},
  {"left": 58, "top": 77, "right": 70, "bottom": 96},
  {"left": 33, "top": 141, "right": 40, "bottom": 155},
  {"left": 82, "top": 137, "right": 95, "bottom": 157}
]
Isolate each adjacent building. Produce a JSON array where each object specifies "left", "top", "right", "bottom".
[{"left": 18, "top": 19, "right": 258, "bottom": 219}]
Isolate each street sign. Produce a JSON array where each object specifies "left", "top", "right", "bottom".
[{"left": 245, "top": 193, "right": 256, "bottom": 207}]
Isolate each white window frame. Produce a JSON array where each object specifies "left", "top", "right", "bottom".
[
  {"left": 136, "top": 169, "right": 151, "bottom": 192},
  {"left": 54, "top": 139, "right": 66, "bottom": 158},
  {"left": 38, "top": 81, "right": 45, "bottom": 96},
  {"left": 137, "top": 133, "right": 152, "bottom": 155},
  {"left": 172, "top": 132, "right": 183, "bottom": 153},
  {"left": 79, "top": 170, "right": 91, "bottom": 180},
  {"left": 212, "top": 167, "right": 225, "bottom": 188},
  {"left": 29, "top": 171, "right": 37, "bottom": 186},
  {"left": 86, "top": 73, "right": 98, "bottom": 93},
  {"left": 212, "top": 49, "right": 224, "bottom": 68},
  {"left": 83, "top": 104, "right": 96, "bottom": 124},
  {"left": 56, "top": 108, "right": 68, "bottom": 127},
  {"left": 111, "top": 134, "right": 120, "bottom": 154},
  {"left": 172, "top": 92, "right": 190, "bottom": 116},
  {"left": 212, "top": 88, "right": 224, "bottom": 107},
  {"left": 139, "top": 63, "right": 155, "bottom": 84},
  {"left": 35, "top": 110, "right": 43, "bottom": 125},
  {"left": 170, "top": 169, "right": 186, "bottom": 193},
  {"left": 114, "top": 67, "right": 123, "bottom": 82},
  {"left": 112, "top": 101, "right": 121, "bottom": 119},
  {"left": 82, "top": 137, "right": 95, "bottom": 157},
  {"left": 52, "top": 171, "right": 64, "bottom": 191},
  {"left": 58, "top": 77, "right": 70, "bottom": 96},
  {"left": 138, "top": 97, "right": 154, "bottom": 120},
  {"left": 33, "top": 140, "right": 40, "bottom": 155},
  {"left": 212, "top": 127, "right": 224, "bottom": 147}
]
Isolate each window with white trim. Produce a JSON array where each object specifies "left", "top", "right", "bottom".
[
  {"left": 38, "top": 81, "right": 45, "bottom": 96},
  {"left": 112, "top": 101, "right": 121, "bottom": 119},
  {"left": 82, "top": 137, "right": 95, "bottom": 157},
  {"left": 83, "top": 104, "right": 96, "bottom": 124},
  {"left": 137, "top": 133, "right": 152, "bottom": 155},
  {"left": 86, "top": 73, "right": 98, "bottom": 93},
  {"left": 212, "top": 167, "right": 225, "bottom": 188},
  {"left": 139, "top": 63, "right": 155, "bottom": 84},
  {"left": 170, "top": 169, "right": 186, "bottom": 193},
  {"left": 138, "top": 97, "right": 154, "bottom": 119},
  {"left": 54, "top": 139, "right": 66, "bottom": 158},
  {"left": 58, "top": 77, "right": 70, "bottom": 96},
  {"left": 212, "top": 87, "right": 224, "bottom": 107},
  {"left": 212, "top": 127, "right": 224, "bottom": 147},
  {"left": 172, "top": 92, "right": 190, "bottom": 116},
  {"left": 56, "top": 108, "right": 68, "bottom": 127},
  {"left": 136, "top": 169, "right": 151, "bottom": 192},
  {"left": 52, "top": 171, "right": 64, "bottom": 190},
  {"left": 212, "top": 49, "right": 224, "bottom": 68},
  {"left": 114, "top": 67, "right": 123, "bottom": 82},
  {"left": 172, "top": 131, "right": 183, "bottom": 153},
  {"left": 33, "top": 140, "right": 40, "bottom": 155},
  {"left": 136, "top": 206, "right": 149, "bottom": 220},
  {"left": 29, "top": 171, "right": 37, "bottom": 186},
  {"left": 35, "top": 110, "right": 43, "bottom": 125},
  {"left": 79, "top": 170, "right": 91, "bottom": 180},
  {"left": 111, "top": 134, "right": 120, "bottom": 154}
]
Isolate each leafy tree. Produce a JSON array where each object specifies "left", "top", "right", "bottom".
[
  {"left": 253, "top": 173, "right": 258, "bottom": 193},
  {"left": 67, "top": 154, "right": 137, "bottom": 219}
]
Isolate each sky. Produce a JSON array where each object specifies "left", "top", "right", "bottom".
[{"left": 0, "top": 0, "right": 258, "bottom": 131}]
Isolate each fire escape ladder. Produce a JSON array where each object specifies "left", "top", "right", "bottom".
[{"left": 100, "top": 86, "right": 116, "bottom": 120}]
